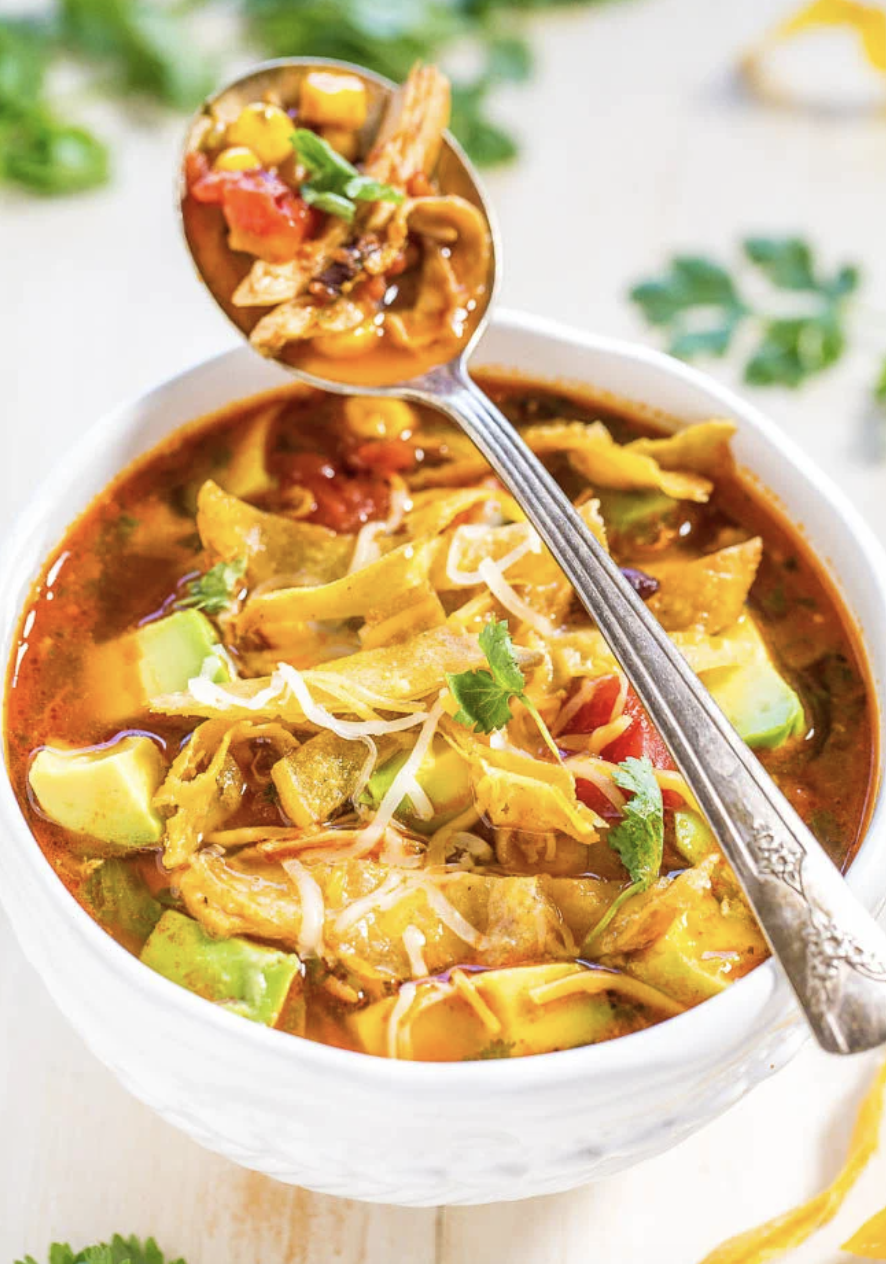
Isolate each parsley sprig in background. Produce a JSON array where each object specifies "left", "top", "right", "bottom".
[
  {"left": 0, "top": 0, "right": 628, "bottom": 196},
  {"left": 630, "top": 235, "right": 886, "bottom": 406}
]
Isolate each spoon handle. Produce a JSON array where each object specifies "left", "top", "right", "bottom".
[{"left": 414, "top": 359, "right": 886, "bottom": 1054}]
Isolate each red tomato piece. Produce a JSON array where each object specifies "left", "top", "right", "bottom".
[
  {"left": 568, "top": 675, "right": 622, "bottom": 734},
  {"left": 601, "top": 690, "right": 683, "bottom": 807},
  {"left": 575, "top": 778, "right": 622, "bottom": 821},
  {"left": 189, "top": 166, "right": 319, "bottom": 263},
  {"left": 279, "top": 452, "right": 390, "bottom": 533}
]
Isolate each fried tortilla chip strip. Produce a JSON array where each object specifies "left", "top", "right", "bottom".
[
  {"left": 700, "top": 1057, "right": 886, "bottom": 1264},
  {"left": 644, "top": 538, "right": 763, "bottom": 633}
]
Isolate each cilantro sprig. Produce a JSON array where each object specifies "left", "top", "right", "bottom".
[
  {"left": 630, "top": 236, "right": 885, "bottom": 403},
  {"left": 292, "top": 128, "right": 403, "bottom": 223},
  {"left": 16, "top": 1234, "right": 185, "bottom": 1264},
  {"left": 447, "top": 617, "right": 560, "bottom": 760},
  {"left": 582, "top": 756, "right": 664, "bottom": 952},
  {"left": 175, "top": 557, "right": 246, "bottom": 616}
]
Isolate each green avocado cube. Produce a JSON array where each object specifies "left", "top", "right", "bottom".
[
  {"left": 29, "top": 735, "right": 166, "bottom": 847},
  {"left": 140, "top": 910, "right": 300, "bottom": 1026},
  {"left": 84, "top": 858, "right": 164, "bottom": 944},
  {"left": 88, "top": 609, "right": 229, "bottom": 723},
  {"left": 362, "top": 739, "right": 472, "bottom": 833},
  {"left": 703, "top": 661, "right": 805, "bottom": 749},
  {"left": 597, "top": 489, "right": 677, "bottom": 533},
  {"left": 135, "top": 609, "right": 229, "bottom": 697},
  {"left": 673, "top": 809, "right": 718, "bottom": 866}
]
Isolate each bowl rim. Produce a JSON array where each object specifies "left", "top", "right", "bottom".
[{"left": 3, "top": 307, "right": 886, "bottom": 1092}]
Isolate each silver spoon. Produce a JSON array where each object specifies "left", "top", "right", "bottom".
[{"left": 180, "top": 58, "right": 886, "bottom": 1054}]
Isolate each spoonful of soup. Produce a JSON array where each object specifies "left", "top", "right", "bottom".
[{"left": 180, "top": 58, "right": 886, "bottom": 1055}]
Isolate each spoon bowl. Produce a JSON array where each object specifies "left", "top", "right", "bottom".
[
  {"left": 180, "top": 57, "right": 499, "bottom": 391},
  {"left": 180, "top": 59, "right": 886, "bottom": 1055}
]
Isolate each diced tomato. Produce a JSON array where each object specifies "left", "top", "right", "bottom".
[
  {"left": 575, "top": 778, "right": 622, "bottom": 820},
  {"left": 601, "top": 690, "right": 683, "bottom": 807},
  {"left": 568, "top": 675, "right": 622, "bottom": 734},
  {"left": 279, "top": 452, "right": 390, "bottom": 533},
  {"left": 189, "top": 165, "right": 319, "bottom": 263},
  {"left": 350, "top": 438, "right": 416, "bottom": 474}
]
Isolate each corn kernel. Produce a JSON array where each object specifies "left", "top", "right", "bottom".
[
  {"left": 344, "top": 396, "right": 416, "bottom": 440},
  {"left": 312, "top": 321, "right": 381, "bottom": 359},
  {"left": 227, "top": 102, "right": 294, "bottom": 167},
  {"left": 320, "top": 126, "right": 360, "bottom": 162},
  {"left": 300, "top": 72, "right": 368, "bottom": 130},
  {"left": 213, "top": 145, "right": 261, "bottom": 172}
]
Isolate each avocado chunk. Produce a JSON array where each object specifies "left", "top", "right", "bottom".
[
  {"left": 88, "top": 609, "right": 230, "bottom": 722},
  {"left": 597, "top": 488, "right": 677, "bottom": 534},
  {"left": 29, "top": 735, "right": 166, "bottom": 847},
  {"left": 362, "top": 738, "right": 472, "bottom": 833},
  {"left": 140, "top": 910, "right": 300, "bottom": 1026},
  {"left": 84, "top": 857, "right": 164, "bottom": 945},
  {"left": 673, "top": 809, "right": 718, "bottom": 866},
  {"left": 703, "top": 661, "right": 805, "bottom": 749}
]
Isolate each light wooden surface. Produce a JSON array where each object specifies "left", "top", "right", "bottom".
[{"left": 3, "top": 0, "right": 886, "bottom": 1259}]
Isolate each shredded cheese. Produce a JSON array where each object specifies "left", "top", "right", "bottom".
[
  {"left": 450, "top": 970, "right": 502, "bottom": 1034},
  {"left": 562, "top": 757, "right": 627, "bottom": 810},
  {"left": 402, "top": 924, "right": 429, "bottom": 978},
  {"left": 282, "top": 858, "right": 326, "bottom": 958},
  {"left": 588, "top": 712, "right": 632, "bottom": 754},
  {"left": 477, "top": 557, "right": 556, "bottom": 637},
  {"left": 446, "top": 523, "right": 540, "bottom": 587},
  {"left": 347, "top": 521, "right": 386, "bottom": 575},
  {"left": 528, "top": 966, "right": 684, "bottom": 1017},
  {"left": 386, "top": 982, "right": 418, "bottom": 1058},
  {"left": 552, "top": 677, "right": 597, "bottom": 737},
  {"left": 275, "top": 663, "right": 429, "bottom": 739},
  {"left": 355, "top": 695, "right": 447, "bottom": 850}
]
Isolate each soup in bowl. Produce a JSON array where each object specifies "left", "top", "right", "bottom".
[{"left": 1, "top": 315, "right": 884, "bottom": 1203}]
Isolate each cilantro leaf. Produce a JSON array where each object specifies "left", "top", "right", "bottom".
[
  {"left": 630, "top": 256, "right": 747, "bottom": 360},
  {"left": 582, "top": 756, "right": 664, "bottom": 952},
  {"left": 447, "top": 617, "right": 559, "bottom": 758},
  {"left": 60, "top": 0, "right": 214, "bottom": 111},
  {"left": 479, "top": 617, "right": 526, "bottom": 694},
  {"left": 608, "top": 756, "right": 665, "bottom": 889},
  {"left": 16, "top": 1236, "right": 184, "bottom": 1264},
  {"left": 176, "top": 557, "right": 246, "bottom": 615},
  {"left": 745, "top": 312, "right": 844, "bottom": 389},
  {"left": 743, "top": 236, "right": 860, "bottom": 300},
  {"left": 292, "top": 128, "right": 403, "bottom": 222}
]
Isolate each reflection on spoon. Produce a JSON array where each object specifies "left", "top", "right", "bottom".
[{"left": 181, "top": 60, "right": 495, "bottom": 388}]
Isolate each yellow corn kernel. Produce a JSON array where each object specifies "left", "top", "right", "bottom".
[
  {"left": 213, "top": 145, "right": 261, "bottom": 172},
  {"left": 320, "top": 126, "right": 360, "bottom": 162},
  {"left": 300, "top": 71, "right": 368, "bottom": 130},
  {"left": 343, "top": 396, "right": 416, "bottom": 440},
  {"left": 312, "top": 321, "right": 381, "bottom": 359},
  {"left": 227, "top": 102, "right": 294, "bottom": 167}
]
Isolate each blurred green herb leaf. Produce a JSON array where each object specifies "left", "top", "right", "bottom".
[
  {"left": 60, "top": 0, "right": 214, "bottom": 109},
  {"left": 629, "top": 236, "right": 875, "bottom": 394},
  {"left": 16, "top": 1234, "right": 185, "bottom": 1264},
  {"left": 0, "top": 17, "right": 109, "bottom": 194},
  {"left": 875, "top": 356, "right": 886, "bottom": 407}
]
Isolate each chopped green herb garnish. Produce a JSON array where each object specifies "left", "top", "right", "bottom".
[
  {"left": 447, "top": 617, "right": 560, "bottom": 759},
  {"left": 583, "top": 756, "right": 664, "bottom": 951},
  {"left": 474, "top": 1038, "right": 515, "bottom": 1060},
  {"left": 15, "top": 1234, "right": 186, "bottom": 1264},
  {"left": 292, "top": 128, "right": 403, "bottom": 223},
  {"left": 175, "top": 557, "right": 246, "bottom": 616},
  {"left": 629, "top": 236, "right": 881, "bottom": 395},
  {"left": 875, "top": 356, "right": 886, "bottom": 406}
]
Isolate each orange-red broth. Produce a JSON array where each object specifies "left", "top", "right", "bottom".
[{"left": 4, "top": 378, "right": 876, "bottom": 1052}]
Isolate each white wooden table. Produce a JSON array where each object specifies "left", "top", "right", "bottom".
[{"left": 3, "top": 0, "right": 886, "bottom": 1259}]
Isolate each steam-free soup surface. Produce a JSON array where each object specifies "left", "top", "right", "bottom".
[{"left": 5, "top": 378, "right": 874, "bottom": 1059}]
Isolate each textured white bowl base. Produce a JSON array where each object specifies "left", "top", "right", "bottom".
[{"left": 3, "top": 314, "right": 886, "bottom": 1213}]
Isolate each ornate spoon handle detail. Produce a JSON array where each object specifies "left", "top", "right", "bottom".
[{"left": 410, "top": 360, "right": 886, "bottom": 1055}]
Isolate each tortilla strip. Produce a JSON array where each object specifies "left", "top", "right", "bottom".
[
  {"left": 151, "top": 626, "right": 543, "bottom": 722},
  {"left": 626, "top": 419, "right": 736, "bottom": 476},
  {"left": 644, "top": 538, "right": 763, "bottom": 633},
  {"left": 197, "top": 480, "right": 353, "bottom": 587}
]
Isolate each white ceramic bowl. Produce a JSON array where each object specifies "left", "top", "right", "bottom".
[{"left": 2, "top": 312, "right": 886, "bottom": 1207}]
